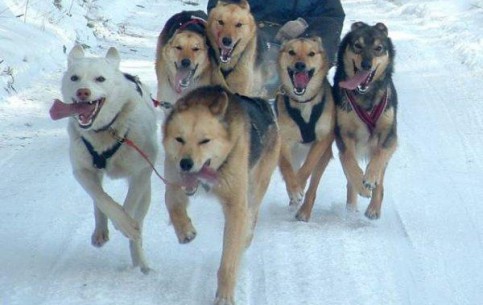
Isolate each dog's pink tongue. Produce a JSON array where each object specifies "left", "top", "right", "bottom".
[
  {"left": 174, "top": 70, "right": 191, "bottom": 94},
  {"left": 198, "top": 165, "right": 218, "bottom": 183},
  {"left": 339, "top": 70, "right": 371, "bottom": 90},
  {"left": 293, "top": 72, "right": 310, "bottom": 89},
  {"left": 49, "top": 99, "right": 94, "bottom": 121},
  {"left": 181, "top": 165, "right": 218, "bottom": 188}
]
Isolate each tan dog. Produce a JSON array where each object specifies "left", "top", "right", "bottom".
[
  {"left": 333, "top": 22, "right": 398, "bottom": 219},
  {"left": 206, "top": 0, "right": 265, "bottom": 96},
  {"left": 155, "top": 11, "right": 212, "bottom": 110},
  {"left": 275, "top": 37, "right": 335, "bottom": 221},
  {"left": 163, "top": 85, "right": 280, "bottom": 305}
]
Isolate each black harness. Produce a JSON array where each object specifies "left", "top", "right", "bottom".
[
  {"left": 81, "top": 135, "right": 125, "bottom": 169},
  {"left": 282, "top": 93, "right": 326, "bottom": 144}
]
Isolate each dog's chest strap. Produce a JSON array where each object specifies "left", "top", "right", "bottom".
[
  {"left": 344, "top": 89, "right": 388, "bottom": 134},
  {"left": 284, "top": 94, "right": 326, "bottom": 144},
  {"left": 81, "top": 135, "right": 125, "bottom": 169}
]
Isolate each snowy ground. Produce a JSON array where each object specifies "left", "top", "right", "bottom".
[{"left": 1, "top": 0, "right": 482, "bottom": 304}]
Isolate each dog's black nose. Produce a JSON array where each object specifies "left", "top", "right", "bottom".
[
  {"left": 180, "top": 158, "right": 194, "bottom": 172},
  {"left": 222, "top": 37, "right": 232, "bottom": 47},
  {"left": 181, "top": 58, "right": 191, "bottom": 68},
  {"left": 361, "top": 59, "right": 372, "bottom": 71},
  {"left": 294, "top": 61, "right": 306, "bottom": 72}
]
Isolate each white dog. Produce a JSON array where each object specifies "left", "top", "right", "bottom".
[{"left": 50, "top": 46, "right": 158, "bottom": 273}]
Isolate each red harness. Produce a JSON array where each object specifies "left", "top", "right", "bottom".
[{"left": 344, "top": 89, "right": 388, "bottom": 134}]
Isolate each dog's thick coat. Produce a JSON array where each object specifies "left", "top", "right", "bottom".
[
  {"left": 163, "top": 85, "right": 280, "bottom": 305},
  {"left": 61, "top": 46, "right": 158, "bottom": 272},
  {"left": 275, "top": 37, "right": 335, "bottom": 221},
  {"left": 155, "top": 10, "right": 212, "bottom": 108},
  {"left": 206, "top": 0, "right": 265, "bottom": 96},
  {"left": 333, "top": 22, "right": 398, "bottom": 219}
]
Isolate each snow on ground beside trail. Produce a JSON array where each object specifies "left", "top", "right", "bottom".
[{"left": 1, "top": 0, "right": 482, "bottom": 305}]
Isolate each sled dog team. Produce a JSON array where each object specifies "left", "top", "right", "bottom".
[{"left": 51, "top": 0, "right": 398, "bottom": 304}]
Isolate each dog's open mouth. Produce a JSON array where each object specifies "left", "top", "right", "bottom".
[
  {"left": 288, "top": 68, "right": 315, "bottom": 96},
  {"left": 339, "top": 65, "right": 376, "bottom": 93},
  {"left": 218, "top": 41, "right": 239, "bottom": 64},
  {"left": 180, "top": 160, "right": 218, "bottom": 196},
  {"left": 174, "top": 64, "right": 198, "bottom": 94},
  {"left": 49, "top": 98, "right": 105, "bottom": 128}
]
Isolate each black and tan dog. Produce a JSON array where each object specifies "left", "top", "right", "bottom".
[
  {"left": 333, "top": 22, "right": 398, "bottom": 219},
  {"left": 155, "top": 10, "right": 212, "bottom": 110},
  {"left": 163, "top": 85, "right": 280, "bottom": 305},
  {"left": 206, "top": 0, "right": 266, "bottom": 96},
  {"left": 275, "top": 37, "right": 335, "bottom": 221}
]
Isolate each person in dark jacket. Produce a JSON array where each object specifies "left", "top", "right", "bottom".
[{"left": 207, "top": 0, "right": 345, "bottom": 64}]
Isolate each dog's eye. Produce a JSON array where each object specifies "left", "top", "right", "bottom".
[
  {"left": 235, "top": 22, "right": 243, "bottom": 28},
  {"left": 308, "top": 51, "right": 316, "bottom": 57},
  {"left": 217, "top": 20, "right": 224, "bottom": 26},
  {"left": 374, "top": 45, "right": 384, "bottom": 53},
  {"left": 95, "top": 76, "right": 106, "bottom": 82},
  {"left": 353, "top": 42, "right": 363, "bottom": 52},
  {"left": 192, "top": 47, "right": 200, "bottom": 52},
  {"left": 175, "top": 137, "right": 185, "bottom": 144},
  {"left": 175, "top": 46, "right": 182, "bottom": 51},
  {"left": 288, "top": 50, "right": 296, "bottom": 56},
  {"left": 71, "top": 75, "right": 79, "bottom": 82},
  {"left": 199, "top": 139, "right": 211, "bottom": 145}
]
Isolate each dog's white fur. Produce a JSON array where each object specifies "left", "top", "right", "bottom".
[{"left": 62, "top": 46, "right": 158, "bottom": 273}]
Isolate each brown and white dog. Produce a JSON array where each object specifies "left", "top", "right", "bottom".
[
  {"left": 155, "top": 10, "right": 212, "bottom": 111},
  {"left": 163, "top": 85, "right": 280, "bottom": 305},
  {"left": 275, "top": 37, "right": 335, "bottom": 221},
  {"left": 206, "top": 0, "right": 266, "bottom": 96},
  {"left": 333, "top": 22, "right": 398, "bottom": 219}
]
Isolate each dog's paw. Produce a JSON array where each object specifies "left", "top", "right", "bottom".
[
  {"left": 363, "top": 177, "right": 377, "bottom": 191},
  {"left": 176, "top": 225, "right": 197, "bottom": 244},
  {"left": 288, "top": 189, "right": 304, "bottom": 207},
  {"left": 295, "top": 209, "right": 310, "bottom": 222},
  {"left": 356, "top": 180, "right": 372, "bottom": 198},
  {"left": 364, "top": 206, "right": 381, "bottom": 220},
  {"left": 113, "top": 215, "right": 141, "bottom": 241},
  {"left": 214, "top": 295, "right": 235, "bottom": 305},
  {"left": 91, "top": 228, "right": 109, "bottom": 247}
]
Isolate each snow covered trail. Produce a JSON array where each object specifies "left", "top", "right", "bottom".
[{"left": 1, "top": 0, "right": 482, "bottom": 305}]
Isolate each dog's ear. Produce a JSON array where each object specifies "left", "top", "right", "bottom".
[
  {"left": 174, "top": 97, "right": 189, "bottom": 112},
  {"left": 351, "top": 21, "right": 367, "bottom": 31},
  {"left": 67, "top": 45, "right": 84, "bottom": 67},
  {"left": 105, "top": 47, "right": 121, "bottom": 68},
  {"left": 220, "top": 0, "right": 250, "bottom": 10},
  {"left": 375, "top": 22, "right": 388, "bottom": 36},
  {"left": 209, "top": 91, "right": 228, "bottom": 117},
  {"left": 310, "top": 36, "right": 324, "bottom": 50},
  {"left": 238, "top": 0, "right": 250, "bottom": 10}
]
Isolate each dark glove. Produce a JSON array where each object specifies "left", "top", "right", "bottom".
[{"left": 275, "top": 18, "right": 308, "bottom": 42}]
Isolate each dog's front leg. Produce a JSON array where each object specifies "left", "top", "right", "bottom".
[
  {"left": 164, "top": 159, "right": 197, "bottom": 243},
  {"left": 74, "top": 168, "right": 141, "bottom": 241},
  {"left": 338, "top": 136, "right": 372, "bottom": 198},
  {"left": 296, "top": 136, "right": 334, "bottom": 190},
  {"left": 92, "top": 204, "right": 109, "bottom": 247},
  {"left": 278, "top": 143, "right": 304, "bottom": 206},
  {"left": 123, "top": 167, "right": 153, "bottom": 273},
  {"left": 296, "top": 146, "right": 333, "bottom": 222},
  {"left": 215, "top": 196, "right": 248, "bottom": 305}
]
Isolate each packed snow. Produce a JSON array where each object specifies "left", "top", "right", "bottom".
[{"left": 1, "top": 0, "right": 482, "bottom": 304}]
